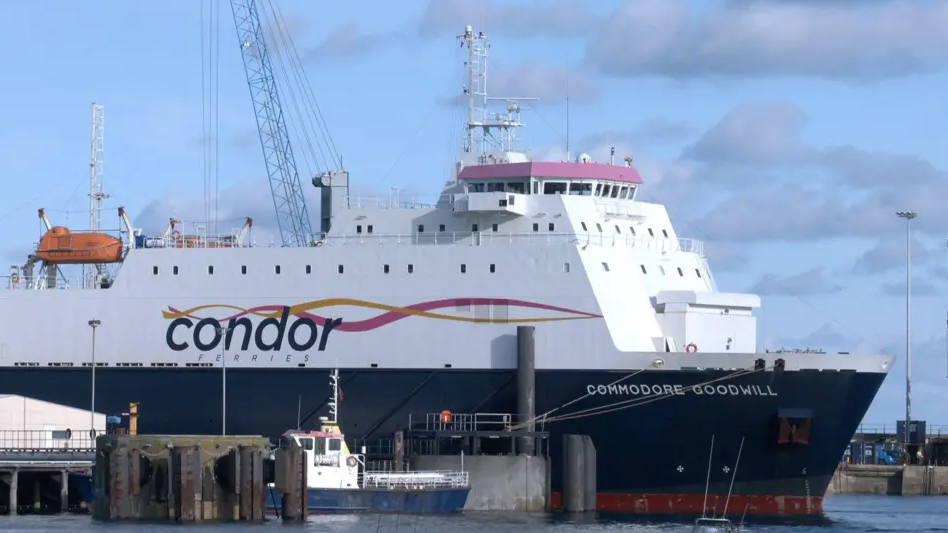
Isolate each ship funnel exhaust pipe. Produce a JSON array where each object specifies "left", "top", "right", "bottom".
[{"left": 517, "top": 325, "right": 536, "bottom": 456}]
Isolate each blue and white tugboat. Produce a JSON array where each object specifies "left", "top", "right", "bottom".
[{"left": 268, "top": 369, "right": 471, "bottom": 514}]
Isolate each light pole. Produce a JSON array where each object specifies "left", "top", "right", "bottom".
[
  {"left": 896, "top": 211, "right": 917, "bottom": 450},
  {"left": 216, "top": 325, "right": 230, "bottom": 436},
  {"left": 88, "top": 318, "right": 101, "bottom": 436}
]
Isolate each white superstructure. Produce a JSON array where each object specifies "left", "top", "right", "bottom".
[{"left": 0, "top": 26, "right": 893, "bottom": 378}]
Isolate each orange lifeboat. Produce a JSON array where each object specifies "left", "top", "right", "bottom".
[{"left": 35, "top": 226, "right": 123, "bottom": 264}]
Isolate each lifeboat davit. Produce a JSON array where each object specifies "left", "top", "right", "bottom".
[{"left": 34, "top": 226, "right": 123, "bottom": 264}]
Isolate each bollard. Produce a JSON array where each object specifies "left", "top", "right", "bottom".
[{"left": 562, "top": 434, "right": 586, "bottom": 512}]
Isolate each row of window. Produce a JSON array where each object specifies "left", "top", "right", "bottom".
[
  {"left": 354, "top": 222, "right": 670, "bottom": 237},
  {"left": 152, "top": 261, "right": 702, "bottom": 278}
]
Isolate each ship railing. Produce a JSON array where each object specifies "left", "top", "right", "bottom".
[
  {"left": 349, "top": 437, "right": 394, "bottom": 455},
  {"left": 306, "top": 231, "right": 704, "bottom": 254},
  {"left": 0, "top": 429, "right": 98, "bottom": 452},
  {"left": 414, "top": 412, "right": 530, "bottom": 433},
  {"left": 360, "top": 470, "right": 470, "bottom": 490},
  {"left": 345, "top": 195, "right": 440, "bottom": 210},
  {"left": 855, "top": 424, "right": 948, "bottom": 437}
]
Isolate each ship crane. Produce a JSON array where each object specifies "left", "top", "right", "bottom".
[{"left": 228, "top": 0, "right": 334, "bottom": 248}]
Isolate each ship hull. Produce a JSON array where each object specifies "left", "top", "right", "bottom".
[
  {"left": 267, "top": 486, "right": 470, "bottom": 514},
  {"left": 0, "top": 366, "right": 885, "bottom": 517}
]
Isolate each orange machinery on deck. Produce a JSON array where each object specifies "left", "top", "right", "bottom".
[{"left": 34, "top": 209, "right": 123, "bottom": 264}]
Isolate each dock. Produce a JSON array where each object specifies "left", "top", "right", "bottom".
[{"left": 0, "top": 429, "right": 96, "bottom": 515}]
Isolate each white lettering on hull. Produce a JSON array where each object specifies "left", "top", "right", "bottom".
[{"left": 586, "top": 383, "right": 778, "bottom": 397}]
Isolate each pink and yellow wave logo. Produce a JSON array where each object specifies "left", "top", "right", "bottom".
[{"left": 162, "top": 297, "right": 602, "bottom": 333}]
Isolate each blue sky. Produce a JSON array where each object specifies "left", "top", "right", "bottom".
[{"left": 6, "top": 0, "right": 948, "bottom": 427}]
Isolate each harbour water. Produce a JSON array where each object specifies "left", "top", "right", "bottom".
[{"left": 1, "top": 496, "right": 944, "bottom": 533}]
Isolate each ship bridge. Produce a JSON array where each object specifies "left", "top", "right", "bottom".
[{"left": 452, "top": 157, "right": 643, "bottom": 217}]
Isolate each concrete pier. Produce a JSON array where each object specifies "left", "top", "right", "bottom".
[
  {"left": 91, "top": 434, "right": 305, "bottom": 522},
  {"left": 826, "top": 464, "right": 948, "bottom": 496},
  {"left": 1, "top": 465, "right": 90, "bottom": 515}
]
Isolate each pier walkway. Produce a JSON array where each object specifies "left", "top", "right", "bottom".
[{"left": 0, "top": 429, "right": 96, "bottom": 515}]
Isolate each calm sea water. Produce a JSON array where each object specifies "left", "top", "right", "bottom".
[{"left": 1, "top": 496, "right": 945, "bottom": 533}]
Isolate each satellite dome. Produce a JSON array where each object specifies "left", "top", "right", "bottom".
[{"left": 577, "top": 153, "right": 592, "bottom": 163}]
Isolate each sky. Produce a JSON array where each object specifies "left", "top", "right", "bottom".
[{"left": 5, "top": 0, "right": 948, "bottom": 428}]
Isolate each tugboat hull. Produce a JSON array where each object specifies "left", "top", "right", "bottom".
[{"left": 268, "top": 486, "right": 470, "bottom": 514}]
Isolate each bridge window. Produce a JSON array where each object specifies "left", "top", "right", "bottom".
[
  {"left": 662, "top": 229, "right": 669, "bottom": 237},
  {"left": 619, "top": 186, "right": 629, "bottom": 198},
  {"left": 548, "top": 223, "right": 555, "bottom": 231},
  {"left": 640, "top": 265, "right": 647, "bottom": 274},
  {"left": 543, "top": 182, "right": 567, "bottom": 195},
  {"left": 696, "top": 269, "right": 702, "bottom": 278},
  {"left": 532, "top": 181, "right": 539, "bottom": 194},
  {"left": 594, "top": 183, "right": 602, "bottom": 196},
  {"left": 383, "top": 264, "right": 389, "bottom": 274},
  {"left": 275, "top": 265, "right": 281, "bottom": 275},
  {"left": 328, "top": 438, "right": 342, "bottom": 452},
  {"left": 488, "top": 182, "right": 505, "bottom": 192},
  {"left": 460, "top": 264, "right": 467, "bottom": 273},
  {"left": 610, "top": 186, "right": 620, "bottom": 198},
  {"left": 418, "top": 224, "right": 424, "bottom": 233},
  {"left": 300, "top": 438, "right": 314, "bottom": 451},
  {"left": 153, "top": 266, "right": 159, "bottom": 275},
  {"left": 314, "top": 438, "right": 326, "bottom": 454},
  {"left": 208, "top": 266, "right": 214, "bottom": 275},
  {"left": 533, "top": 223, "right": 539, "bottom": 232},
  {"left": 601, "top": 184, "right": 610, "bottom": 197},
  {"left": 338, "top": 265, "right": 344, "bottom": 274},
  {"left": 367, "top": 225, "right": 373, "bottom": 234},
  {"left": 677, "top": 267, "right": 684, "bottom": 276},
  {"left": 241, "top": 265, "right": 247, "bottom": 275},
  {"left": 173, "top": 266, "right": 179, "bottom": 275},
  {"left": 569, "top": 182, "right": 592, "bottom": 195},
  {"left": 439, "top": 224, "right": 445, "bottom": 232},
  {"left": 468, "top": 182, "right": 485, "bottom": 192},
  {"left": 647, "top": 228, "right": 655, "bottom": 237},
  {"left": 507, "top": 182, "right": 525, "bottom": 194},
  {"left": 356, "top": 225, "right": 363, "bottom": 234}
]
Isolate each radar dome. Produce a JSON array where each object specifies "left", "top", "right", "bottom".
[{"left": 577, "top": 153, "right": 592, "bottom": 163}]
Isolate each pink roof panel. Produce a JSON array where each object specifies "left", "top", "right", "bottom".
[{"left": 457, "top": 161, "right": 643, "bottom": 184}]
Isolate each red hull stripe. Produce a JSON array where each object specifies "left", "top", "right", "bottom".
[{"left": 550, "top": 492, "right": 823, "bottom": 516}]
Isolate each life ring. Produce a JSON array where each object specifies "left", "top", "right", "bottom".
[
  {"left": 314, "top": 240, "right": 324, "bottom": 247},
  {"left": 685, "top": 343, "right": 698, "bottom": 353},
  {"left": 171, "top": 230, "right": 182, "bottom": 241},
  {"left": 346, "top": 455, "right": 357, "bottom": 467}
]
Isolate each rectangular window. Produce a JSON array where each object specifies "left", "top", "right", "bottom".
[
  {"left": 595, "top": 223, "right": 603, "bottom": 232},
  {"left": 492, "top": 223, "right": 499, "bottom": 232},
  {"left": 460, "top": 264, "right": 467, "bottom": 273},
  {"left": 356, "top": 225, "right": 363, "bottom": 234},
  {"left": 439, "top": 224, "right": 446, "bottom": 232},
  {"left": 367, "top": 225, "right": 374, "bottom": 234},
  {"left": 305, "top": 265, "right": 312, "bottom": 274},
  {"left": 472, "top": 224, "right": 479, "bottom": 232},
  {"left": 564, "top": 263, "right": 570, "bottom": 273},
  {"left": 408, "top": 264, "right": 414, "bottom": 274},
  {"left": 153, "top": 266, "right": 159, "bottom": 275},
  {"left": 662, "top": 229, "right": 669, "bottom": 238},
  {"left": 275, "top": 265, "right": 281, "bottom": 275},
  {"left": 338, "top": 265, "right": 344, "bottom": 274},
  {"left": 640, "top": 265, "right": 647, "bottom": 274},
  {"left": 677, "top": 267, "right": 684, "bottom": 276},
  {"left": 581, "top": 222, "right": 588, "bottom": 231},
  {"left": 532, "top": 223, "right": 539, "bottom": 232},
  {"left": 208, "top": 266, "right": 214, "bottom": 275},
  {"left": 615, "top": 225, "right": 621, "bottom": 234},
  {"left": 489, "top": 264, "right": 496, "bottom": 273},
  {"left": 548, "top": 223, "right": 554, "bottom": 231},
  {"left": 418, "top": 224, "right": 424, "bottom": 233},
  {"left": 648, "top": 228, "right": 655, "bottom": 237},
  {"left": 173, "top": 266, "right": 179, "bottom": 275},
  {"left": 242, "top": 265, "right": 248, "bottom": 275},
  {"left": 383, "top": 264, "right": 390, "bottom": 274}
]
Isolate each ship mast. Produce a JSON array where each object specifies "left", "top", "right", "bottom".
[
  {"left": 327, "top": 368, "right": 340, "bottom": 425},
  {"left": 458, "top": 26, "right": 536, "bottom": 157},
  {"left": 87, "top": 102, "right": 109, "bottom": 289}
]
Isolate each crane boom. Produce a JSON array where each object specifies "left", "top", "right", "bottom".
[{"left": 229, "top": 0, "right": 313, "bottom": 247}]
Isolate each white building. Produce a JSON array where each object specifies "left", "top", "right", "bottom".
[{"left": 0, "top": 394, "right": 105, "bottom": 450}]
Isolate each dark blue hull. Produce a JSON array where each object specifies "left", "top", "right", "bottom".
[
  {"left": 0, "top": 366, "right": 887, "bottom": 516},
  {"left": 268, "top": 486, "right": 470, "bottom": 514}
]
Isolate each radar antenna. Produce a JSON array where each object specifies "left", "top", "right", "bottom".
[{"left": 458, "top": 25, "right": 538, "bottom": 155}]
